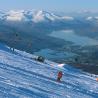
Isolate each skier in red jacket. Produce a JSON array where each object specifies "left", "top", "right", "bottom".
[{"left": 57, "top": 71, "right": 63, "bottom": 82}]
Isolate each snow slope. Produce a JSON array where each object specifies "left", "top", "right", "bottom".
[{"left": 0, "top": 43, "right": 98, "bottom": 98}]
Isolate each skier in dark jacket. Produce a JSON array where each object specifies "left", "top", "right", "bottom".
[{"left": 57, "top": 71, "right": 63, "bottom": 81}]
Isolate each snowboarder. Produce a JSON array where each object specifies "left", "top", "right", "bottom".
[{"left": 57, "top": 71, "right": 63, "bottom": 82}]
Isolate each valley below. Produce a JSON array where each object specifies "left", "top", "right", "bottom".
[{"left": 0, "top": 10, "right": 98, "bottom": 74}]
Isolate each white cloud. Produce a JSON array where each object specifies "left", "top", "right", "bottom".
[{"left": 6, "top": 10, "right": 25, "bottom": 21}]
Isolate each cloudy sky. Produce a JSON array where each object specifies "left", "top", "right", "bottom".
[{"left": 0, "top": 0, "right": 98, "bottom": 12}]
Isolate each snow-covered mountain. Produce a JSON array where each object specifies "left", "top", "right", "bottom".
[
  {"left": 86, "top": 16, "right": 98, "bottom": 22},
  {"left": 0, "top": 43, "right": 98, "bottom": 98},
  {"left": 0, "top": 10, "right": 74, "bottom": 22},
  {"left": 1, "top": 10, "right": 98, "bottom": 23}
]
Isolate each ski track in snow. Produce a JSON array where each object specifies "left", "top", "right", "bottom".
[{"left": 0, "top": 43, "right": 98, "bottom": 98}]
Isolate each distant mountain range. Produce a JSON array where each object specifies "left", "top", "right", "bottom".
[
  {"left": 0, "top": 10, "right": 98, "bottom": 23},
  {"left": 0, "top": 10, "right": 74, "bottom": 22}
]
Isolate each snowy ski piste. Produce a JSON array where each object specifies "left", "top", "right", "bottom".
[{"left": 0, "top": 43, "right": 98, "bottom": 98}]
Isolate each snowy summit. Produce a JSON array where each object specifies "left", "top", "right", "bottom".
[{"left": 0, "top": 10, "right": 74, "bottom": 22}]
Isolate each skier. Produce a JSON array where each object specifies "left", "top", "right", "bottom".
[{"left": 57, "top": 71, "right": 63, "bottom": 82}]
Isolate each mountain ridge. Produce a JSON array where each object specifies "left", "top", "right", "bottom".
[{"left": 0, "top": 10, "right": 74, "bottom": 22}]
